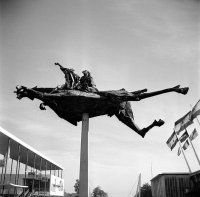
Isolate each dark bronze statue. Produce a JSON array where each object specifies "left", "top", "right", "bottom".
[
  {"left": 54, "top": 62, "right": 80, "bottom": 89},
  {"left": 14, "top": 63, "right": 189, "bottom": 138},
  {"left": 79, "top": 70, "right": 98, "bottom": 92}
]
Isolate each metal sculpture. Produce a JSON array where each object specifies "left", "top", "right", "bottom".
[{"left": 14, "top": 63, "right": 189, "bottom": 138}]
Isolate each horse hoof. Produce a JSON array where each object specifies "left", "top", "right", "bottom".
[
  {"left": 180, "top": 87, "right": 189, "bottom": 95},
  {"left": 154, "top": 119, "right": 165, "bottom": 127},
  {"left": 176, "top": 87, "right": 189, "bottom": 95}
]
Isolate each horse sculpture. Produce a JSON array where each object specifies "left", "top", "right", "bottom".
[{"left": 14, "top": 64, "right": 189, "bottom": 138}]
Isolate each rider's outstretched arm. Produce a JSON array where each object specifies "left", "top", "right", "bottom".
[{"left": 55, "top": 62, "right": 66, "bottom": 72}]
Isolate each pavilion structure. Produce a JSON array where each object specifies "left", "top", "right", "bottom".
[{"left": 0, "top": 126, "right": 64, "bottom": 197}]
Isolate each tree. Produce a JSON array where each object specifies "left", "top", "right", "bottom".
[
  {"left": 92, "top": 186, "right": 108, "bottom": 197},
  {"left": 140, "top": 183, "right": 152, "bottom": 197},
  {"left": 74, "top": 179, "right": 79, "bottom": 195}
]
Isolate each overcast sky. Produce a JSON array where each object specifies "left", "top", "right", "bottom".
[{"left": 0, "top": 0, "right": 200, "bottom": 196}]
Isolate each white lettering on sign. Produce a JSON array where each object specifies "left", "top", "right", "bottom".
[{"left": 50, "top": 175, "right": 64, "bottom": 196}]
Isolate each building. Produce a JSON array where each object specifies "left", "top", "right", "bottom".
[
  {"left": 188, "top": 170, "right": 200, "bottom": 197},
  {"left": 151, "top": 173, "right": 190, "bottom": 197},
  {"left": 151, "top": 171, "right": 200, "bottom": 197},
  {"left": 0, "top": 126, "right": 64, "bottom": 197}
]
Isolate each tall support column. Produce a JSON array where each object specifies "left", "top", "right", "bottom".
[
  {"left": 49, "top": 164, "right": 52, "bottom": 197},
  {"left": 24, "top": 149, "right": 29, "bottom": 186},
  {"left": 32, "top": 154, "right": 36, "bottom": 193},
  {"left": 79, "top": 113, "right": 89, "bottom": 197},
  {"left": 8, "top": 159, "right": 13, "bottom": 196},
  {"left": 2, "top": 138, "right": 10, "bottom": 196},
  {"left": 44, "top": 161, "right": 47, "bottom": 197}
]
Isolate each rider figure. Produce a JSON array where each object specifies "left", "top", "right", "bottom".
[
  {"left": 79, "top": 70, "right": 98, "bottom": 92},
  {"left": 55, "top": 62, "right": 80, "bottom": 89},
  {"left": 54, "top": 63, "right": 98, "bottom": 92},
  {"left": 70, "top": 69, "right": 80, "bottom": 89}
]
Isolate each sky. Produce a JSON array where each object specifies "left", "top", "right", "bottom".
[{"left": 0, "top": 0, "right": 200, "bottom": 196}]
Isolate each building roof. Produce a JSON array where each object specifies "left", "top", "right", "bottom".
[
  {"left": 0, "top": 126, "right": 63, "bottom": 170},
  {"left": 151, "top": 172, "right": 190, "bottom": 182},
  {"left": 190, "top": 170, "right": 200, "bottom": 176}
]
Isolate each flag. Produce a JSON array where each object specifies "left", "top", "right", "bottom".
[
  {"left": 183, "top": 140, "right": 190, "bottom": 150},
  {"left": 189, "top": 128, "right": 198, "bottom": 141},
  {"left": 191, "top": 100, "right": 200, "bottom": 121},
  {"left": 177, "top": 147, "right": 181, "bottom": 156},
  {"left": 174, "top": 111, "right": 193, "bottom": 135},
  {"left": 179, "top": 130, "right": 189, "bottom": 143},
  {"left": 166, "top": 131, "right": 178, "bottom": 150}
]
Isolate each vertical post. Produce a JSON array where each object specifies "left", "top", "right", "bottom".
[
  {"left": 7, "top": 159, "right": 13, "bottom": 196},
  {"left": 49, "top": 164, "right": 52, "bottom": 197},
  {"left": 44, "top": 161, "right": 47, "bottom": 197},
  {"left": 0, "top": 161, "right": 3, "bottom": 184},
  {"left": 24, "top": 149, "right": 29, "bottom": 186},
  {"left": 32, "top": 154, "right": 36, "bottom": 194},
  {"left": 183, "top": 127, "right": 200, "bottom": 167},
  {"left": 14, "top": 144, "right": 21, "bottom": 196},
  {"left": 2, "top": 138, "right": 10, "bottom": 196},
  {"left": 188, "top": 137, "right": 200, "bottom": 166},
  {"left": 79, "top": 113, "right": 89, "bottom": 197},
  {"left": 38, "top": 158, "right": 42, "bottom": 196},
  {"left": 176, "top": 133, "right": 192, "bottom": 173}
]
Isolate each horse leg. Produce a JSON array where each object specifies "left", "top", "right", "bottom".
[
  {"left": 140, "top": 119, "right": 165, "bottom": 137},
  {"left": 135, "top": 85, "right": 189, "bottom": 101},
  {"left": 115, "top": 112, "right": 164, "bottom": 138}
]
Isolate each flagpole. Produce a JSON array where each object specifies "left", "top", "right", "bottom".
[
  {"left": 188, "top": 133, "right": 200, "bottom": 166},
  {"left": 176, "top": 132, "right": 192, "bottom": 173},
  {"left": 184, "top": 124, "right": 200, "bottom": 167}
]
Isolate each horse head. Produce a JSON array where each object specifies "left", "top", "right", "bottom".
[
  {"left": 14, "top": 86, "right": 29, "bottom": 99},
  {"left": 14, "top": 85, "right": 37, "bottom": 100}
]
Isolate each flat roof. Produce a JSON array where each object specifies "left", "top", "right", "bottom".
[
  {"left": 151, "top": 172, "right": 190, "bottom": 182},
  {"left": 190, "top": 170, "right": 200, "bottom": 176},
  {"left": 0, "top": 126, "right": 63, "bottom": 170}
]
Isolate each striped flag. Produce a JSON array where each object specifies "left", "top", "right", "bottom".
[
  {"left": 177, "top": 147, "right": 181, "bottom": 156},
  {"left": 183, "top": 140, "right": 190, "bottom": 150},
  {"left": 174, "top": 111, "right": 193, "bottom": 135},
  {"left": 166, "top": 131, "right": 178, "bottom": 150},
  {"left": 189, "top": 128, "right": 198, "bottom": 141},
  {"left": 191, "top": 100, "right": 200, "bottom": 121},
  {"left": 179, "top": 130, "right": 189, "bottom": 143}
]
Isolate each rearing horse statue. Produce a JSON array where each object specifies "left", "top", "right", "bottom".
[{"left": 14, "top": 65, "right": 189, "bottom": 138}]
